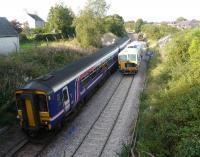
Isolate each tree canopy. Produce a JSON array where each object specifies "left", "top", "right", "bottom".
[
  {"left": 46, "top": 3, "right": 74, "bottom": 36},
  {"left": 134, "top": 19, "right": 144, "bottom": 33},
  {"left": 10, "top": 20, "right": 23, "bottom": 33},
  {"left": 74, "top": 0, "right": 108, "bottom": 47},
  {"left": 104, "top": 14, "right": 126, "bottom": 37},
  {"left": 176, "top": 16, "right": 187, "bottom": 22}
]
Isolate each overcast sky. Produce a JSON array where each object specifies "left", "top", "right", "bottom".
[{"left": 0, "top": 0, "right": 199, "bottom": 22}]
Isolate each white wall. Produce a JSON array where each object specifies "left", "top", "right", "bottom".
[{"left": 0, "top": 37, "right": 19, "bottom": 55}]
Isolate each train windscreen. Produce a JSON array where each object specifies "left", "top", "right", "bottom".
[
  {"left": 128, "top": 54, "right": 137, "bottom": 62},
  {"left": 118, "top": 55, "right": 128, "bottom": 61}
]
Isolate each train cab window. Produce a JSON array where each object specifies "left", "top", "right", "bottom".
[
  {"left": 128, "top": 54, "right": 136, "bottom": 62},
  {"left": 118, "top": 55, "right": 127, "bottom": 61},
  {"left": 63, "top": 89, "right": 68, "bottom": 101},
  {"left": 36, "top": 94, "right": 48, "bottom": 112}
]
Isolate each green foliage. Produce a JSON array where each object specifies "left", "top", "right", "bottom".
[
  {"left": 118, "top": 143, "right": 131, "bottom": 157},
  {"left": 30, "top": 28, "right": 47, "bottom": 34},
  {"left": 142, "top": 24, "right": 179, "bottom": 40},
  {"left": 74, "top": 0, "right": 108, "bottom": 47},
  {"left": 0, "top": 47, "right": 87, "bottom": 126},
  {"left": 124, "top": 21, "right": 135, "bottom": 32},
  {"left": 19, "top": 33, "right": 29, "bottom": 43},
  {"left": 176, "top": 17, "right": 187, "bottom": 22},
  {"left": 136, "top": 27, "right": 200, "bottom": 157},
  {"left": 104, "top": 14, "right": 126, "bottom": 37},
  {"left": 75, "top": 10, "right": 102, "bottom": 47},
  {"left": 85, "top": 0, "right": 109, "bottom": 17},
  {"left": 46, "top": 3, "right": 74, "bottom": 36},
  {"left": 33, "top": 33, "right": 63, "bottom": 41},
  {"left": 134, "top": 19, "right": 144, "bottom": 33}
]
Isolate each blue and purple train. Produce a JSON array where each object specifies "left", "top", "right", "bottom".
[{"left": 15, "top": 37, "right": 130, "bottom": 135}]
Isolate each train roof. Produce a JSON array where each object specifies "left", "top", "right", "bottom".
[
  {"left": 118, "top": 47, "right": 140, "bottom": 56},
  {"left": 20, "top": 37, "right": 129, "bottom": 94}
]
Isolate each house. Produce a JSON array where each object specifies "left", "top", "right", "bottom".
[
  {"left": 26, "top": 13, "right": 45, "bottom": 28},
  {"left": 176, "top": 20, "right": 199, "bottom": 29},
  {"left": 0, "top": 17, "right": 19, "bottom": 55}
]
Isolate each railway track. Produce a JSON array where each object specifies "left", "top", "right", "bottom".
[
  {"left": 69, "top": 76, "right": 134, "bottom": 157},
  {"left": 7, "top": 130, "right": 57, "bottom": 157},
  {"left": 6, "top": 72, "right": 137, "bottom": 157}
]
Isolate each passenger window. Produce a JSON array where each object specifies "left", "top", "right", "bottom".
[
  {"left": 63, "top": 89, "right": 68, "bottom": 101},
  {"left": 36, "top": 94, "right": 48, "bottom": 112},
  {"left": 81, "top": 76, "right": 90, "bottom": 86}
]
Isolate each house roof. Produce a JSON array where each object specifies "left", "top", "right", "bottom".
[
  {"left": 176, "top": 20, "right": 199, "bottom": 28},
  {"left": 28, "top": 13, "right": 44, "bottom": 22},
  {"left": 0, "top": 17, "right": 18, "bottom": 37}
]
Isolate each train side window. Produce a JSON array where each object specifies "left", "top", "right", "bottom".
[
  {"left": 81, "top": 76, "right": 90, "bottom": 86},
  {"left": 56, "top": 94, "right": 62, "bottom": 106},
  {"left": 63, "top": 89, "right": 68, "bottom": 101},
  {"left": 36, "top": 94, "right": 48, "bottom": 112}
]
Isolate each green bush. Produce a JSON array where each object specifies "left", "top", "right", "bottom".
[
  {"left": 19, "top": 33, "right": 29, "bottom": 43},
  {"left": 136, "top": 27, "right": 200, "bottom": 157},
  {"left": 142, "top": 24, "right": 179, "bottom": 41},
  {"left": 34, "top": 33, "right": 63, "bottom": 42}
]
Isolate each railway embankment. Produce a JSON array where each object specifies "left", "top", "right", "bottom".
[{"left": 134, "top": 28, "right": 200, "bottom": 157}]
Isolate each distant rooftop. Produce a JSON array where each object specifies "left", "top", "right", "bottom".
[
  {"left": 0, "top": 17, "right": 18, "bottom": 38},
  {"left": 28, "top": 13, "right": 44, "bottom": 22}
]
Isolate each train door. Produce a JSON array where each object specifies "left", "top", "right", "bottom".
[
  {"left": 62, "top": 87, "right": 70, "bottom": 112},
  {"left": 19, "top": 94, "right": 40, "bottom": 129}
]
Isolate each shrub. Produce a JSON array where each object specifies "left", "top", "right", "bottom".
[
  {"left": 136, "top": 27, "right": 200, "bottom": 157},
  {"left": 34, "top": 33, "right": 63, "bottom": 42}
]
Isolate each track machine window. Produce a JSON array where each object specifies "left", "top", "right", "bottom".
[
  {"left": 128, "top": 54, "right": 137, "bottom": 62},
  {"left": 118, "top": 55, "right": 128, "bottom": 61}
]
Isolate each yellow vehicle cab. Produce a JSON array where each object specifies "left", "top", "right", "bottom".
[{"left": 118, "top": 44, "right": 142, "bottom": 74}]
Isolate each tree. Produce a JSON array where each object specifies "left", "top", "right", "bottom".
[
  {"left": 74, "top": 0, "right": 108, "bottom": 47},
  {"left": 104, "top": 14, "right": 126, "bottom": 37},
  {"left": 74, "top": 10, "right": 102, "bottom": 47},
  {"left": 10, "top": 20, "right": 23, "bottom": 33},
  {"left": 134, "top": 19, "right": 144, "bottom": 33},
  {"left": 85, "top": 0, "right": 109, "bottom": 17},
  {"left": 176, "top": 17, "right": 187, "bottom": 23},
  {"left": 124, "top": 21, "right": 135, "bottom": 32},
  {"left": 46, "top": 3, "right": 74, "bottom": 36}
]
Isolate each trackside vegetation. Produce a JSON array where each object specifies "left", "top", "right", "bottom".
[
  {"left": 0, "top": 46, "right": 93, "bottom": 126},
  {"left": 136, "top": 27, "right": 200, "bottom": 156}
]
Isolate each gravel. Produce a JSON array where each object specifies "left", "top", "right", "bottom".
[
  {"left": 101, "top": 56, "right": 148, "bottom": 157},
  {"left": 72, "top": 76, "right": 133, "bottom": 157}
]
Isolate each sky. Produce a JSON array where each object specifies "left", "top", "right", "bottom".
[{"left": 0, "top": 0, "right": 199, "bottom": 22}]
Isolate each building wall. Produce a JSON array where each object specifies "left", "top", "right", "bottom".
[{"left": 0, "top": 37, "right": 19, "bottom": 55}]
